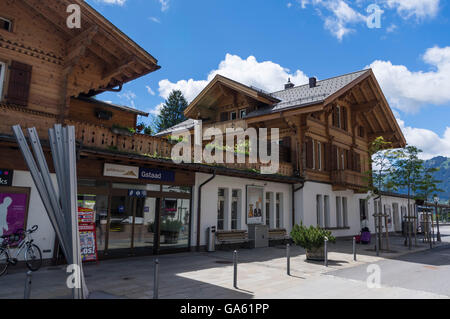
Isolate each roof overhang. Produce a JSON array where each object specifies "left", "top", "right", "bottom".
[{"left": 184, "top": 75, "right": 280, "bottom": 119}]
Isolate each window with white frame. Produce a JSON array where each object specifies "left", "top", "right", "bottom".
[
  {"left": 336, "top": 196, "right": 342, "bottom": 228},
  {"left": 316, "top": 195, "right": 323, "bottom": 227},
  {"left": 0, "top": 61, "right": 6, "bottom": 100},
  {"left": 324, "top": 195, "right": 330, "bottom": 228},
  {"left": 276, "top": 193, "right": 283, "bottom": 228},
  {"left": 231, "top": 189, "right": 241, "bottom": 230},
  {"left": 342, "top": 197, "right": 348, "bottom": 227},
  {"left": 230, "top": 111, "right": 237, "bottom": 120},
  {"left": 239, "top": 109, "right": 247, "bottom": 118},
  {"left": 217, "top": 188, "right": 226, "bottom": 230}
]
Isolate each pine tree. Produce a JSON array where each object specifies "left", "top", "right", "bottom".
[{"left": 155, "top": 90, "right": 188, "bottom": 133}]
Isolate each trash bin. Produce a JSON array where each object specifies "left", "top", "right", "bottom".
[{"left": 207, "top": 226, "right": 216, "bottom": 252}]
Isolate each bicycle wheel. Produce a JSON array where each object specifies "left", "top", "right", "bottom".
[
  {"left": 25, "top": 244, "right": 42, "bottom": 272},
  {"left": 0, "top": 248, "right": 9, "bottom": 277}
]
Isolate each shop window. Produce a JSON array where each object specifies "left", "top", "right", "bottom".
[
  {"left": 0, "top": 61, "right": 6, "bottom": 100},
  {"left": 0, "top": 17, "right": 12, "bottom": 32},
  {"left": 217, "top": 188, "right": 226, "bottom": 230},
  {"left": 160, "top": 198, "right": 191, "bottom": 250},
  {"left": 162, "top": 185, "right": 190, "bottom": 194},
  {"left": 77, "top": 194, "right": 108, "bottom": 252},
  {"left": 231, "top": 189, "right": 241, "bottom": 230},
  {"left": 265, "top": 192, "right": 273, "bottom": 227}
]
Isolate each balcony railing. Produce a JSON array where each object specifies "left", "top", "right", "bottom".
[
  {"left": 331, "top": 169, "right": 368, "bottom": 189},
  {"left": 67, "top": 120, "right": 173, "bottom": 158},
  {"left": 68, "top": 120, "right": 295, "bottom": 176}
]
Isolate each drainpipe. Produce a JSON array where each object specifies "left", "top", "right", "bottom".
[
  {"left": 292, "top": 182, "right": 305, "bottom": 228},
  {"left": 196, "top": 171, "right": 217, "bottom": 251}
]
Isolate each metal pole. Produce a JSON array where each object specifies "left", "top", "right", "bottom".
[
  {"left": 24, "top": 271, "right": 32, "bottom": 299},
  {"left": 286, "top": 243, "right": 291, "bottom": 276},
  {"left": 233, "top": 250, "right": 238, "bottom": 288},
  {"left": 324, "top": 239, "right": 328, "bottom": 267},
  {"left": 353, "top": 237, "right": 357, "bottom": 261},
  {"left": 436, "top": 204, "right": 441, "bottom": 242},
  {"left": 153, "top": 259, "right": 159, "bottom": 299}
]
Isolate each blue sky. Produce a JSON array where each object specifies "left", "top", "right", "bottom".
[{"left": 86, "top": 0, "right": 450, "bottom": 160}]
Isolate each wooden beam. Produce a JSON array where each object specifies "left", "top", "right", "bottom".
[
  {"left": 67, "top": 25, "right": 99, "bottom": 52},
  {"left": 102, "top": 57, "right": 136, "bottom": 80},
  {"left": 351, "top": 100, "right": 379, "bottom": 113}
]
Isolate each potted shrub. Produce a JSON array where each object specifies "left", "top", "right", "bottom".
[{"left": 290, "top": 223, "right": 336, "bottom": 261}]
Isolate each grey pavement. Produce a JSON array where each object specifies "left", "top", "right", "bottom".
[{"left": 0, "top": 226, "right": 449, "bottom": 299}]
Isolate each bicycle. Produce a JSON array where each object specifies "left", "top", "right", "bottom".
[{"left": 0, "top": 225, "right": 42, "bottom": 277}]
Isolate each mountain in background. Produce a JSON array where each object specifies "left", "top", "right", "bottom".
[{"left": 423, "top": 156, "right": 450, "bottom": 202}]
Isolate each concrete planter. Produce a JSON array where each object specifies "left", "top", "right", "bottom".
[{"left": 306, "top": 246, "right": 325, "bottom": 261}]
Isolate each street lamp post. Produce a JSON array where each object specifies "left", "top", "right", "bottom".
[{"left": 433, "top": 195, "right": 441, "bottom": 243}]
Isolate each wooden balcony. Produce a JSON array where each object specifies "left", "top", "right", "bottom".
[
  {"left": 67, "top": 120, "right": 173, "bottom": 158},
  {"left": 68, "top": 121, "right": 295, "bottom": 177},
  {"left": 331, "top": 169, "right": 368, "bottom": 190}
]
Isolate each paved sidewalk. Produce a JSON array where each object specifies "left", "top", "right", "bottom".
[{"left": 0, "top": 231, "right": 448, "bottom": 299}]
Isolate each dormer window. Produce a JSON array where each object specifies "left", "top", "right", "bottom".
[
  {"left": 239, "top": 109, "right": 247, "bottom": 118},
  {"left": 0, "top": 17, "right": 12, "bottom": 32}
]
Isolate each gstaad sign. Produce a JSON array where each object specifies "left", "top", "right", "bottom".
[
  {"left": 139, "top": 167, "right": 175, "bottom": 182},
  {"left": 0, "top": 169, "right": 13, "bottom": 186}
]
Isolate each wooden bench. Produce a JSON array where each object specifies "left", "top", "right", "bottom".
[
  {"left": 215, "top": 230, "right": 249, "bottom": 249},
  {"left": 269, "top": 228, "right": 290, "bottom": 243}
]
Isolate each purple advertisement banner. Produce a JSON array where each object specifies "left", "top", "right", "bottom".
[{"left": 0, "top": 193, "right": 28, "bottom": 237}]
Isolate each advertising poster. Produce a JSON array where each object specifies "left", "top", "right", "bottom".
[
  {"left": 246, "top": 186, "right": 264, "bottom": 225},
  {"left": 77, "top": 206, "right": 98, "bottom": 262},
  {"left": 0, "top": 191, "right": 29, "bottom": 239}
]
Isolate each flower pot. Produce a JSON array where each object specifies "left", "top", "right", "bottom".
[{"left": 306, "top": 246, "right": 325, "bottom": 261}]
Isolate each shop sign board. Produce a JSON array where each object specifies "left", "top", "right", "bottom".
[{"left": 103, "top": 164, "right": 139, "bottom": 179}]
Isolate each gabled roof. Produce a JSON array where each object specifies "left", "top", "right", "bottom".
[
  {"left": 184, "top": 74, "right": 280, "bottom": 118},
  {"left": 246, "top": 70, "right": 370, "bottom": 118}
]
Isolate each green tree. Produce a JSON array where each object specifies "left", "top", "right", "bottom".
[
  {"left": 155, "top": 90, "right": 188, "bottom": 133},
  {"left": 390, "top": 146, "right": 424, "bottom": 248},
  {"left": 416, "top": 167, "right": 444, "bottom": 203},
  {"left": 364, "top": 136, "right": 396, "bottom": 251}
]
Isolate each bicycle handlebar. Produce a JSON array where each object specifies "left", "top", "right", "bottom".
[{"left": 27, "top": 225, "right": 38, "bottom": 234}]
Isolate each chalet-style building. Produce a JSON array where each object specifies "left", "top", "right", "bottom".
[{"left": 0, "top": 0, "right": 415, "bottom": 262}]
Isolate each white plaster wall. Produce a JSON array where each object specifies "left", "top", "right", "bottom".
[
  {"left": 11, "top": 170, "right": 56, "bottom": 260},
  {"left": 296, "top": 180, "right": 414, "bottom": 238},
  {"left": 192, "top": 173, "right": 292, "bottom": 247}
]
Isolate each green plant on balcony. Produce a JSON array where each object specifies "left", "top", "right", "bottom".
[{"left": 111, "top": 124, "right": 135, "bottom": 136}]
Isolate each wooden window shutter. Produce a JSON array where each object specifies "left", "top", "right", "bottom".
[
  {"left": 6, "top": 61, "right": 32, "bottom": 106},
  {"left": 353, "top": 152, "right": 361, "bottom": 172},
  {"left": 342, "top": 107, "right": 348, "bottom": 131},
  {"left": 331, "top": 145, "right": 337, "bottom": 171},
  {"left": 324, "top": 143, "right": 331, "bottom": 171},
  {"left": 306, "top": 137, "right": 313, "bottom": 169},
  {"left": 282, "top": 136, "right": 292, "bottom": 163},
  {"left": 345, "top": 150, "right": 351, "bottom": 170},
  {"left": 220, "top": 112, "right": 228, "bottom": 122}
]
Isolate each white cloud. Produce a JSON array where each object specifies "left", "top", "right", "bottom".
[
  {"left": 157, "top": 53, "right": 309, "bottom": 102},
  {"left": 117, "top": 90, "right": 137, "bottom": 108},
  {"left": 149, "top": 17, "right": 161, "bottom": 23},
  {"left": 397, "top": 118, "right": 450, "bottom": 159},
  {"left": 146, "top": 85, "right": 156, "bottom": 96},
  {"left": 368, "top": 46, "right": 450, "bottom": 113},
  {"left": 96, "top": 0, "right": 127, "bottom": 5},
  {"left": 150, "top": 103, "right": 164, "bottom": 116},
  {"left": 159, "top": 0, "right": 170, "bottom": 12},
  {"left": 385, "top": 0, "right": 440, "bottom": 19}
]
